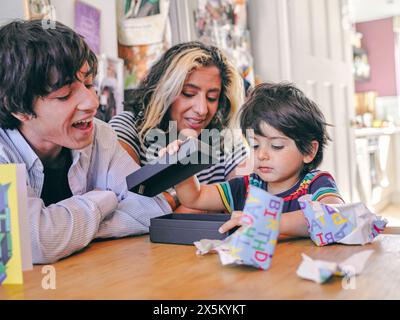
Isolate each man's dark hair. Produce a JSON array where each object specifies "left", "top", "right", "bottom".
[
  {"left": 0, "top": 20, "right": 97, "bottom": 129},
  {"left": 240, "top": 82, "right": 331, "bottom": 173}
]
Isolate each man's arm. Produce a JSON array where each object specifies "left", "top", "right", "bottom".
[
  {"left": 29, "top": 190, "right": 118, "bottom": 264},
  {"left": 95, "top": 192, "right": 172, "bottom": 239},
  {"left": 94, "top": 125, "right": 173, "bottom": 239},
  {"left": 0, "top": 151, "right": 118, "bottom": 264}
]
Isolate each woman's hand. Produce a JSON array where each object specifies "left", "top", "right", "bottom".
[
  {"left": 158, "top": 138, "right": 187, "bottom": 158},
  {"left": 218, "top": 211, "right": 246, "bottom": 234}
]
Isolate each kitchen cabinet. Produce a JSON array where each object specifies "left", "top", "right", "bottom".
[{"left": 355, "top": 128, "right": 400, "bottom": 212}]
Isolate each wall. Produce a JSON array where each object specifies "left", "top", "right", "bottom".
[
  {"left": 0, "top": 0, "right": 25, "bottom": 24},
  {"left": 0, "top": 0, "right": 118, "bottom": 58},
  {"left": 248, "top": 0, "right": 291, "bottom": 82},
  {"left": 355, "top": 17, "right": 397, "bottom": 96},
  {"left": 52, "top": 0, "right": 118, "bottom": 58}
]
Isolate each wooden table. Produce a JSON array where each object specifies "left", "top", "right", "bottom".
[{"left": 1, "top": 227, "right": 400, "bottom": 300}]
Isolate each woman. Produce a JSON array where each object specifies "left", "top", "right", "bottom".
[{"left": 110, "top": 41, "right": 249, "bottom": 210}]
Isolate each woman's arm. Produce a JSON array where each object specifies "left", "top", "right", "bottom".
[
  {"left": 109, "top": 111, "right": 142, "bottom": 165},
  {"left": 225, "top": 139, "right": 251, "bottom": 180},
  {"left": 118, "top": 139, "right": 141, "bottom": 165},
  {"left": 226, "top": 157, "right": 253, "bottom": 180}
]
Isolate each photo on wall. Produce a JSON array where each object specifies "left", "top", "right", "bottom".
[
  {"left": 74, "top": 0, "right": 101, "bottom": 55},
  {"left": 24, "top": 0, "right": 55, "bottom": 20},
  {"left": 124, "top": 0, "right": 161, "bottom": 18},
  {"left": 117, "top": 0, "right": 170, "bottom": 46},
  {"left": 94, "top": 55, "right": 125, "bottom": 122},
  {"left": 117, "top": 0, "right": 171, "bottom": 89}
]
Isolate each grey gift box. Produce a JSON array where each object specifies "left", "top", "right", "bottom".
[
  {"left": 150, "top": 213, "right": 235, "bottom": 245},
  {"left": 126, "top": 138, "right": 231, "bottom": 245},
  {"left": 126, "top": 138, "right": 218, "bottom": 197}
]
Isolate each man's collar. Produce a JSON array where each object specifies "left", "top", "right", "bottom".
[
  {"left": 8, "top": 126, "right": 95, "bottom": 170},
  {"left": 7, "top": 128, "right": 41, "bottom": 171}
]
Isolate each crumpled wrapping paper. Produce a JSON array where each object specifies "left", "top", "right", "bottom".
[
  {"left": 194, "top": 185, "right": 283, "bottom": 270},
  {"left": 298, "top": 195, "right": 387, "bottom": 246},
  {"left": 296, "top": 250, "right": 374, "bottom": 284}
]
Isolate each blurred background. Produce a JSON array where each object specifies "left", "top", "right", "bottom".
[{"left": 1, "top": 0, "right": 400, "bottom": 225}]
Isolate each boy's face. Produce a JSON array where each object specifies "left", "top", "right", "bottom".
[
  {"left": 247, "top": 122, "right": 317, "bottom": 193},
  {"left": 14, "top": 62, "right": 99, "bottom": 159}
]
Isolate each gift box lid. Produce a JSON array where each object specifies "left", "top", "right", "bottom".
[
  {"left": 150, "top": 213, "right": 235, "bottom": 245},
  {"left": 126, "top": 138, "right": 218, "bottom": 197}
]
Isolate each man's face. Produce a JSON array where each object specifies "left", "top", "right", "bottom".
[{"left": 16, "top": 63, "right": 99, "bottom": 158}]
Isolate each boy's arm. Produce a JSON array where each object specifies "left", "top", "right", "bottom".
[
  {"left": 279, "top": 195, "right": 344, "bottom": 237},
  {"left": 278, "top": 172, "right": 346, "bottom": 237},
  {"left": 219, "top": 195, "right": 344, "bottom": 237},
  {"left": 159, "top": 138, "right": 226, "bottom": 212},
  {"left": 175, "top": 176, "right": 226, "bottom": 211},
  {"left": 218, "top": 209, "right": 310, "bottom": 237}
]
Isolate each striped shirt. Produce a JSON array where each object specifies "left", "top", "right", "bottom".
[
  {"left": 217, "top": 170, "right": 342, "bottom": 213},
  {"left": 110, "top": 111, "right": 249, "bottom": 184},
  {"left": 0, "top": 119, "right": 171, "bottom": 264}
]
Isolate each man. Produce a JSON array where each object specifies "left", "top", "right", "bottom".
[{"left": 0, "top": 20, "right": 172, "bottom": 264}]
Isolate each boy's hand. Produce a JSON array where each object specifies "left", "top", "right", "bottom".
[{"left": 218, "top": 211, "right": 247, "bottom": 234}]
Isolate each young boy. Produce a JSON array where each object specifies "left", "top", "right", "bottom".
[{"left": 173, "top": 82, "right": 344, "bottom": 237}]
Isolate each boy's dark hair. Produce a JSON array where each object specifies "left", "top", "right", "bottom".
[
  {"left": 0, "top": 20, "right": 97, "bottom": 129},
  {"left": 240, "top": 82, "right": 331, "bottom": 174}
]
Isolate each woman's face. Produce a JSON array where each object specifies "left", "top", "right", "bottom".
[{"left": 170, "top": 65, "right": 222, "bottom": 136}]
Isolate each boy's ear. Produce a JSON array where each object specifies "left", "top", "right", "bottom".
[
  {"left": 11, "top": 112, "right": 33, "bottom": 123},
  {"left": 303, "top": 140, "right": 319, "bottom": 164}
]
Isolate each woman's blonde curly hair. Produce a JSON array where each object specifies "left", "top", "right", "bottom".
[{"left": 124, "top": 41, "right": 244, "bottom": 147}]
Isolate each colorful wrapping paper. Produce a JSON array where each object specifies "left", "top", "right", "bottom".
[
  {"left": 195, "top": 185, "right": 283, "bottom": 270},
  {"left": 296, "top": 250, "right": 374, "bottom": 284},
  {"left": 298, "top": 195, "right": 387, "bottom": 246}
]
